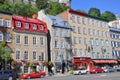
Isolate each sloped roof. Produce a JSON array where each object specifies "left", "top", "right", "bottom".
[
  {"left": 46, "top": 14, "right": 71, "bottom": 29},
  {"left": 13, "top": 15, "right": 46, "bottom": 24}
]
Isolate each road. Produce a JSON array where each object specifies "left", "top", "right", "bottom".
[{"left": 24, "top": 72, "right": 120, "bottom": 80}]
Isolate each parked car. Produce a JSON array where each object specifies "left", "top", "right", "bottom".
[
  {"left": 90, "top": 67, "right": 104, "bottom": 74},
  {"left": 117, "top": 66, "right": 120, "bottom": 71},
  {"left": 0, "top": 70, "right": 17, "bottom": 80},
  {"left": 73, "top": 68, "right": 88, "bottom": 75},
  {"left": 104, "top": 67, "right": 114, "bottom": 73},
  {"left": 20, "top": 71, "right": 46, "bottom": 79}
]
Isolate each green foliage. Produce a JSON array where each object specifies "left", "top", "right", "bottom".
[
  {"left": 88, "top": 8, "right": 101, "bottom": 17},
  {"left": 0, "top": 42, "right": 11, "bottom": 62},
  {"left": 77, "top": 9, "right": 86, "bottom": 13},
  {"left": 36, "top": 0, "right": 48, "bottom": 10},
  {"left": 0, "top": 1, "right": 38, "bottom": 17},
  {"left": 29, "top": 62, "right": 34, "bottom": 68},
  {"left": 101, "top": 11, "right": 116, "bottom": 21},
  {"left": 69, "top": 68, "right": 73, "bottom": 74},
  {"left": 45, "top": 2, "right": 69, "bottom": 15}
]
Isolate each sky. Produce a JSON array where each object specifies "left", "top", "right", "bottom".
[{"left": 71, "top": 0, "right": 120, "bottom": 16}]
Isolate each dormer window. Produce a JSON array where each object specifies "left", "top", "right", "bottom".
[
  {"left": 40, "top": 25, "right": 44, "bottom": 30},
  {"left": 25, "top": 23, "right": 29, "bottom": 29},
  {"left": 33, "top": 24, "right": 37, "bottom": 30},
  {"left": 52, "top": 19, "right": 56, "bottom": 24},
  {"left": 16, "top": 21, "right": 21, "bottom": 27},
  {"left": 64, "top": 21, "right": 67, "bottom": 26}
]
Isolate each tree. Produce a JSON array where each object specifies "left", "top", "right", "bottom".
[
  {"left": 0, "top": 2, "right": 38, "bottom": 17},
  {"left": 101, "top": 11, "right": 116, "bottom": 21},
  {"left": 88, "top": 8, "right": 101, "bottom": 17},
  {"left": 0, "top": 42, "right": 11, "bottom": 70},
  {"left": 77, "top": 9, "right": 86, "bottom": 13},
  {"left": 36, "top": 0, "right": 48, "bottom": 10},
  {"left": 45, "top": 2, "right": 69, "bottom": 15}
]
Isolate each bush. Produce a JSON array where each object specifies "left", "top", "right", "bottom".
[{"left": 69, "top": 68, "right": 73, "bottom": 74}]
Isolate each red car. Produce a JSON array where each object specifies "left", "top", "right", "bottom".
[
  {"left": 90, "top": 67, "right": 104, "bottom": 74},
  {"left": 20, "top": 71, "right": 46, "bottom": 79}
]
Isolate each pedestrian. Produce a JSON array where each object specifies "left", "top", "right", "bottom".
[
  {"left": 62, "top": 60, "right": 65, "bottom": 74},
  {"left": 52, "top": 66, "right": 55, "bottom": 75}
]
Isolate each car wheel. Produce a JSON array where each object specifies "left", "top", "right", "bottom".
[
  {"left": 28, "top": 76, "right": 31, "bottom": 79},
  {"left": 8, "top": 76, "right": 13, "bottom": 80},
  {"left": 40, "top": 75, "right": 44, "bottom": 78}
]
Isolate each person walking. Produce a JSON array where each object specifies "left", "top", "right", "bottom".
[{"left": 52, "top": 66, "right": 55, "bottom": 75}]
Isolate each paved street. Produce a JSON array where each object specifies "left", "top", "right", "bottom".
[{"left": 28, "top": 72, "right": 120, "bottom": 80}]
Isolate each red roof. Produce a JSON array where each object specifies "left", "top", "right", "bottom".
[
  {"left": 69, "top": 9, "right": 88, "bottom": 17},
  {"left": 12, "top": 15, "right": 48, "bottom": 33},
  {"left": 13, "top": 16, "right": 45, "bottom": 24}
]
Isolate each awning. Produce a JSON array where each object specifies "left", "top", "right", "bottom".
[
  {"left": 118, "top": 60, "right": 120, "bottom": 62},
  {"left": 33, "top": 62, "right": 39, "bottom": 65},
  {"left": 16, "top": 61, "right": 22, "bottom": 65},
  {"left": 92, "top": 60, "right": 117, "bottom": 63}
]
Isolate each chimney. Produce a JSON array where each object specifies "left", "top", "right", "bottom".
[{"left": 32, "top": 13, "right": 38, "bottom": 19}]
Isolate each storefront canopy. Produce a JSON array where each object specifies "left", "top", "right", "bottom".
[{"left": 92, "top": 59, "right": 117, "bottom": 64}]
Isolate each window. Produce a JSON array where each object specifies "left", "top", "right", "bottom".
[
  {"left": 88, "top": 28, "right": 90, "bottom": 35},
  {"left": 106, "top": 32, "right": 109, "bottom": 38},
  {"left": 83, "top": 28, "right": 87, "bottom": 34},
  {"left": 55, "top": 51, "right": 59, "bottom": 60},
  {"left": 24, "top": 23, "right": 29, "bottom": 29},
  {"left": 82, "top": 17, "right": 85, "bottom": 24},
  {"left": 33, "top": 36, "right": 36, "bottom": 45},
  {"left": 101, "top": 31, "right": 104, "bottom": 37},
  {"left": 16, "top": 35, "right": 20, "bottom": 44},
  {"left": 92, "top": 19, "right": 94, "bottom": 26},
  {"left": 93, "top": 29, "right": 95, "bottom": 35},
  {"left": 40, "top": 25, "right": 44, "bottom": 30},
  {"left": 79, "top": 37, "right": 82, "bottom": 44},
  {"left": 80, "top": 49, "right": 82, "bottom": 56},
  {"left": 33, "top": 51, "right": 36, "bottom": 60},
  {"left": 84, "top": 38, "right": 87, "bottom": 44},
  {"left": 55, "top": 40, "right": 58, "bottom": 48},
  {"left": 88, "top": 18, "right": 90, "bottom": 25},
  {"left": 90, "top": 38, "right": 94, "bottom": 45},
  {"left": 5, "top": 32, "right": 11, "bottom": 42},
  {"left": 5, "top": 19, "right": 10, "bottom": 27},
  {"left": 95, "top": 39, "right": 99, "bottom": 46},
  {"left": 101, "top": 39, "right": 104, "bottom": 46},
  {"left": 77, "top": 17, "right": 80, "bottom": 23},
  {"left": 78, "top": 27, "right": 81, "bottom": 33},
  {"left": 24, "top": 51, "right": 28, "bottom": 60},
  {"left": 33, "top": 24, "right": 37, "bottom": 30},
  {"left": 40, "top": 37, "right": 44, "bottom": 46},
  {"left": 98, "top": 30, "right": 101, "bottom": 36},
  {"left": 74, "top": 48, "right": 77, "bottom": 56},
  {"left": 0, "top": 32, "right": 3, "bottom": 41},
  {"left": 24, "top": 36, "right": 28, "bottom": 45},
  {"left": 16, "top": 50, "right": 20, "bottom": 60},
  {"left": 39, "top": 52, "right": 44, "bottom": 61},
  {"left": 54, "top": 28, "right": 58, "bottom": 37},
  {"left": 61, "top": 41, "right": 64, "bottom": 48},
  {"left": 72, "top": 26, "right": 76, "bottom": 33},
  {"left": 71, "top": 15, "right": 75, "bottom": 23},
  {"left": 106, "top": 40, "right": 109, "bottom": 46},
  {"left": 61, "top": 52, "right": 64, "bottom": 60},
  {"left": 16, "top": 21, "right": 21, "bottom": 27},
  {"left": 0, "top": 18, "right": 3, "bottom": 26},
  {"left": 73, "top": 37, "right": 76, "bottom": 44}
]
